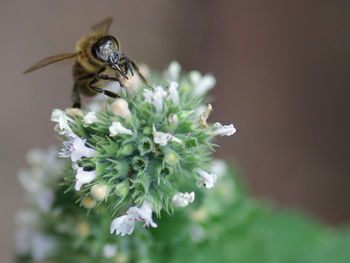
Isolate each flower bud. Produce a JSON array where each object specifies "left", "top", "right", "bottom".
[
  {"left": 119, "top": 74, "right": 138, "bottom": 98},
  {"left": 65, "top": 108, "right": 84, "bottom": 118},
  {"left": 168, "top": 113, "right": 178, "bottom": 128},
  {"left": 165, "top": 152, "right": 179, "bottom": 166},
  {"left": 81, "top": 196, "right": 96, "bottom": 209},
  {"left": 111, "top": 99, "right": 131, "bottom": 120},
  {"left": 91, "top": 184, "right": 108, "bottom": 201},
  {"left": 76, "top": 222, "right": 90, "bottom": 237}
]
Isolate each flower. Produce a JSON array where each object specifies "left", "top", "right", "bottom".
[
  {"left": 168, "top": 81, "right": 179, "bottom": 106},
  {"left": 110, "top": 200, "right": 157, "bottom": 236},
  {"left": 189, "top": 71, "right": 216, "bottom": 97},
  {"left": 172, "top": 192, "right": 195, "bottom": 207},
  {"left": 109, "top": 122, "right": 133, "bottom": 136},
  {"left": 143, "top": 86, "right": 167, "bottom": 113},
  {"left": 152, "top": 125, "right": 182, "bottom": 146},
  {"left": 36, "top": 189, "right": 54, "bottom": 212},
  {"left": 51, "top": 109, "right": 74, "bottom": 135},
  {"left": 168, "top": 113, "right": 178, "bottom": 126},
  {"left": 111, "top": 98, "right": 132, "bottom": 120},
  {"left": 59, "top": 137, "right": 97, "bottom": 162},
  {"left": 31, "top": 233, "right": 57, "bottom": 260},
  {"left": 195, "top": 168, "right": 217, "bottom": 189},
  {"left": 75, "top": 167, "right": 97, "bottom": 191},
  {"left": 83, "top": 112, "right": 99, "bottom": 127},
  {"left": 81, "top": 196, "right": 96, "bottom": 209},
  {"left": 119, "top": 73, "right": 139, "bottom": 98},
  {"left": 109, "top": 215, "right": 135, "bottom": 236},
  {"left": 210, "top": 159, "right": 227, "bottom": 177},
  {"left": 211, "top": 122, "right": 237, "bottom": 136},
  {"left": 90, "top": 184, "right": 108, "bottom": 201},
  {"left": 167, "top": 61, "right": 181, "bottom": 81},
  {"left": 103, "top": 244, "right": 118, "bottom": 258},
  {"left": 65, "top": 108, "right": 84, "bottom": 117}
]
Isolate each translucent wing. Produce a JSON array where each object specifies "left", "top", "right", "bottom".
[
  {"left": 23, "top": 53, "right": 77, "bottom": 73},
  {"left": 91, "top": 17, "right": 113, "bottom": 34}
]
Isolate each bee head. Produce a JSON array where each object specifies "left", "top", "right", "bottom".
[
  {"left": 91, "top": 35, "right": 128, "bottom": 78},
  {"left": 91, "top": 36, "right": 120, "bottom": 63}
]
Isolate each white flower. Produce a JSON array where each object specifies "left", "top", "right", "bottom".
[
  {"left": 75, "top": 167, "right": 97, "bottom": 191},
  {"left": 172, "top": 192, "right": 195, "bottom": 207},
  {"left": 110, "top": 200, "right": 157, "bottom": 236},
  {"left": 103, "top": 244, "right": 118, "bottom": 258},
  {"left": 109, "top": 122, "right": 133, "bottom": 136},
  {"left": 111, "top": 99, "right": 132, "bottom": 120},
  {"left": 110, "top": 215, "right": 135, "bottom": 236},
  {"left": 51, "top": 109, "right": 74, "bottom": 135},
  {"left": 167, "top": 61, "right": 181, "bottom": 81},
  {"left": 31, "top": 233, "right": 57, "bottom": 260},
  {"left": 195, "top": 168, "right": 217, "bottom": 189},
  {"left": 83, "top": 112, "right": 99, "bottom": 127},
  {"left": 210, "top": 159, "right": 228, "bottom": 177},
  {"left": 143, "top": 86, "right": 167, "bottom": 113},
  {"left": 168, "top": 81, "right": 179, "bottom": 106},
  {"left": 189, "top": 225, "right": 206, "bottom": 243},
  {"left": 36, "top": 189, "right": 54, "bottom": 212},
  {"left": 152, "top": 124, "right": 182, "bottom": 146},
  {"left": 59, "top": 137, "right": 97, "bottom": 162},
  {"left": 190, "top": 71, "right": 216, "bottom": 97},
  {"left": 211, "top": 122, "right": 237, "bottom": 136}
]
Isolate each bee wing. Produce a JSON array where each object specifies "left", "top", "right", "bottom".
[
  {"left": 23, "top": 53, "right": 77, "bottom": 73},
  {"left": 91, "top": 17, "right": 113, "bottom": 34}
]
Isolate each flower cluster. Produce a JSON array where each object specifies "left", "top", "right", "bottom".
[
  {"left": 16, "top": 148, "right": 64, "bottom": 261},
  {"left": 51, "top": 62, "right": 236, "bottom": 236}
]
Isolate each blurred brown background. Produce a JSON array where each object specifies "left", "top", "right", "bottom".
[{"left": 1, "top": 0, "right": 349, "bottom": 262}]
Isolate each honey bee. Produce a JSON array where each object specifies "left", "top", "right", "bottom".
[{"left": 24, "top": 17, "right": 147, "bottom": 108}]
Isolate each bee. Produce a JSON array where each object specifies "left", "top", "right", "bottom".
[{"left": 24, "top": 17, "right": 147, "bottom": 108}]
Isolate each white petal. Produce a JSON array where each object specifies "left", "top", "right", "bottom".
[
  {"left": 31, "top": 233, "right": 57, "bottom": 260},
  {"left": 172, "top": 192, "right": 195, "bottom": 207},
  {"left": 152, "top": 125, "right": 182, "bottom": 146},
  {"left": 71, "top": 138, "right": 97, "bottom": 162},
  {"left": 129, "top": 200, "right": 157, "bottom": 228},
  {"left": 190, "top": 72, "right": 216, "bottom": 97},
  {"left": 83, "top": 112, "right": 99, "bottom": 127},
  {"left": 167, "top": 61, "right": 181, "bottom": 81},
  {"left": 103, "top": 244, "right": 118, "bottom": 258},
  {"left": 36, "top": 189, "right": 54, "bottom": 212},
  {"left": 51, "top": 109, "right": 74, "bottom": 135},
  {"left": 60, "top": 137, "right": 97, "bottom": 162},
  {"left": 195, "top": 168, "right": 217, "bottom": 189},
  {"left": 75, "top": 168, "right": 97, "bottom": 191},
  {"left": 143, "top": 86, "right": 167, "bottom": 113},
  {"left": 110, "top": 215, "right": 135, "bottom": 236},
  {"left": 168, "top": 81, "right": 179, "bottom": 106},
  {"left": 109, "top": 122, "right": 133, "bottom": 136},
  {"left": 210, "top": 159, "right": 227, "bottom": 177},
  {"left": 211, "top": 122, "right": 237, "bottom": 136}
]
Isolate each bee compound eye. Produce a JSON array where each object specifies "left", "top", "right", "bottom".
[{"left": 92, "top": 36, "right": 118, "bottom": 62}]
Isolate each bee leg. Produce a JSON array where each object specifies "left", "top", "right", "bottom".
[
  {"left": 71, "top": 83, "right": 81, "bottom": 108},
  {"left": 96, "top": 67, "right": 120, "bottom": 82},
  {"left": 88, "top": 77, "right": 120, "bottom": 99},
  {"left": 129, "top": 60, "right": 150, "bottom": 87},
  {"left": 97, "top": 73, "right": 119, "bottom": 82}
]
